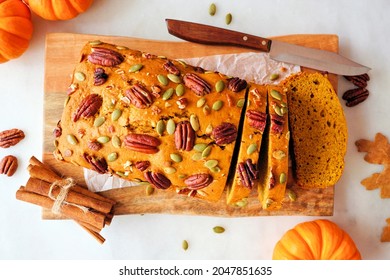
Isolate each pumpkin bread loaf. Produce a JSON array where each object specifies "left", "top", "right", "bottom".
[
  {"left": 258, "top": 86, "right": 289, "bottom": 210},
  {"left": 53, "top": 41, "right": 248, "bottom": 202},
  {"left": 226, "top": 84, "right": 268, "bottom": 207},
  {"left": 282, "top": 72, "right": 347, "bottom": 188}
]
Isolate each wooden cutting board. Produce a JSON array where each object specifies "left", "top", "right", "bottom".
[{"left": 42, "top": 32, "right": 338, "bottom": 218}]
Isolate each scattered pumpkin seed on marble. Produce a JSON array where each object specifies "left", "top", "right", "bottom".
[
  {"left": 157, "top": 74, "right": 169, "bottom": 86},
  {"left": 111, "top": 108, "right": 122, "bottom": 121},
  {"left": 213, "top": 226, "right": 225, "bottom": 234},
  {"left": 212, "top": 100, "right": 223, "bottom": 111},
  {"left": 166, "top": 119, "right": 176, "bottom": 135},
  {"left": 215, "top": 80, "right": 225, "bottom": 92},
  {"left": 107, "top": 152, "right": 118, "bottom": 162},
  {"left": 162, "top": 88, "right": 174, "bottom": 100},
  {"left": 129, "top": 63, "right": 143, "bottom": 73},
  {"left": 175, "top": 84, "right": 185, "bottom": 96},
  {"left": 182, "top": 240, "right": 189, "bottom": 251},
  {"left": 93, "top": 116, "right": 105, "bottom": 127},
  {"left": 66, "top": 134, "right": 78, "bottom": 145},
  {"left": 209, "top": 3, "right": 216, "bottom": 16},
  {"left": 225, "top": 13, "right": 232, "bottom": 25},
  {"left": 269, "top": 73, "right": 280, "bottom": 81}
]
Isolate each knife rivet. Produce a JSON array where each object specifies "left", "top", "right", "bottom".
[
  {"left": 261, "top": 40, "right": 267, "bottom": 46},
  {"left": 243, "top": 36, "right": 248, "bottom": 41}
]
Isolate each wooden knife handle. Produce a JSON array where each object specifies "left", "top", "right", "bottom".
[{"left": 166, "top": 19, "right": 272, "bottom": 52}]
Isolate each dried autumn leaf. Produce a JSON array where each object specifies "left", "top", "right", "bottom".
[{"left": 355, "top": 132, "right": 390, "bottom": 198}]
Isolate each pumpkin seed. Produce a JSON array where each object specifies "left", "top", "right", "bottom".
[
  {"left": 281, "top": 107, "right": 288, "bottom": 115},
  {"left": 182, "top": 240, "right": 189, "bottom": 251},
  {"left": 201, "top": 146, "right": 212, "bottom": 158},
  {"left": 190, "top": 114, "right": 200, "bottom": 131},
  {"left": 177, "top": 60, "right": 187, "bottom": 67},
  {"left": 107, "top": 152, "right": 118, "bottom": 162},
  {"left": 146, "top": 185, "right": 154, "bottom": 196},
  {"left": 235, "top": 198, "right": 248, "bottom": 208},
  {"left": 287, "top": 189, "right": 297, "bottom": 201},
  {"left": 167, "top": 73, "right": 181, "bottom": 83},
  {"left": 166, "top": 119, "right": 176, "bottom": 135},
  {"left": 225, "top": 13, "right": 232, "bottom": 25},
  {"left": 213, "top": 226, "right": 225, "bottom": 234},
  {"left": 178, "top": 174, "right": 186, "bottom": 179},
  {"left": 111, "top": 135, "right": 121, "bottom": 148},
  {"left": 129, "top": 63, "right": 143, "bottom": 73},
  {"left": 175, "top": 84, "right": 185, "bottom": 96},
  {"left": 170, "top": 153, "right": 182, "bottom": 163},
  {"left": 209, "top": 3, "right": 216, "bottom": 16},
  {"left": 272, "top": 150, "right": 286, "bottom": 160},
  {"left": 205, "top": 159, "right": 218, "bottom": 169},
  {"left": 280, "top": 101, "right": 287, "bottom": 107},
  {"left": 74, "top": 71, "right": 86, "bottom": 81},
  {"left": 247, "top": 143, "right": 258, "bottom": 155},
  {"left": 191, "top": 152, "right": 202, "bottom": 161},
  {"left": 269, "top": 73, "right": 280, "bottom": 81},
  {"left": 156, "top": 120, "right": 165, "bottom": 135},
  {"left": 89, "top": 40, "right": 102, "bottom": 46},
  {"left": 274, "top": 105, "right": 283, "bottom": 116},
  {"left": 210, "top": 166, "right": 221, "bottom": 173},
  {"left": 93, "top": 116, "right": 106, "bottom": 127},
  {"left": 66, "top": 134, "right": 78, "bottom": 145},
  {"left": 157, "top": 74, "right": 169, "bottom": 86},
  {"left": 236, "top": 98, "right": 245, "bottom": 108},
  {"left": 97, "top": 136, "right": 110, "bottom": 144},
  {"left": 197, "top": 97, "right": 206, "bottom": 108},
  {"left": 164, "top": 167, "right": 177, "bottom": 174},
  {"left": 194, "top": 143, "right": 207, "bottom": 152},
  {"left": 111, "top": 108, "right": 122, "bottom": 121},
  {"left": 265, "top": 198, "right": 274, "bottom": 208},
  {"left": 215, "top": 80, "right": 225, "bottom": 92},
  {"left": 212, "top": 100, "right": 223, "bottom": 111},
  {"left": 116, "top": 171, "right": 126, "bottom": 177},
  {"left": 116, "top": 45, "right": 129, "bottom": 50},
  {"left": 64, "top": 96, "right": 70, "bottom": 107},
  {"left": 162, "top": 88, "right": 174, "bottom": 100},
  {"left": 280, "top": 172, "right": 287, "bottom": 184},
  {"left": 270, "top": 89, "right": 282, "bottom": 100},
  {"left": 205, "top": 124, "right": 213, "bottom": 134}
]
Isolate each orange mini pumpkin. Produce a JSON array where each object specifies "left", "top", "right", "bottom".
[
  {"left": 25, "top": 0, "right": 93, "bottom": 21},
  {"left": 0, "top": 0, "right": 33, "bottom": 63},
  {"left": 273, "top": 219, "right": 362, "bottom": 260}
]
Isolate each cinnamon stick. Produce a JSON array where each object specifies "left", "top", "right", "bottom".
[
  {"left": 16, "top": 187, "right": 106, "bottom": 230},
  {"left": 25, "top": 177, "right": 114, "bottom": 214},
  {"left": 77, "top": 222, "right": 105, "bottom": 244}
]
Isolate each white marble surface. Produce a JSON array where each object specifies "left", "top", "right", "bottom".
[{"left": 1, "top": 0, "right": 390, "bottom": 260}]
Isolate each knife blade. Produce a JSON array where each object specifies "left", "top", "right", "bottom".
[{"left": 165, "top": 19, "right": 370, "bottom": 76}]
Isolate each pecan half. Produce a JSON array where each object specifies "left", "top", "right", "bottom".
[
  {"left": 212, "top": 122, "right": 238, "bottom": 145},
  {"left": 0, "top": 155, "right": 18, "bottom": 177},
  {"left": 270, "top": 114, "right": 285, "bottom": 134},
  {"left": 125, "top": 84, "right": 154, "bottom": 109},
  {"left": 344, "top": 74, "right": 370, "bottom": 88},
  {"left": 246, "top": 110, "right": 267, "bottom": 132},
  {"left": 83, "top": 153, "right": 108, "bottom": 174},
  {"left": 87, "top": 140, "right": 102, "bottom": 151},
  {"left": 94, "top": 68, "right": 108, "bottom": 86},
  {"left": 135, "top": 160, "right": 150, "bottom": 171},
  {"left": 163, "top": 60, "right": 180, "bottom": 75},
  {"left": 53, "top": 121, "right": 62, "bottom": 138},
  {"left": 0, "top": 129, "right": 25, "bottom": 148},
  {"left": 174, "top": 121, "right": 195, "bottom": 151},
  {"left": 228, "top": 77, "right": 247, "bottom": 92},
  {"left": 88, "top": 47, "right": 124, "bottom": 66},
  {"left": 144, "top": 171, "right": 171, "bottom": 190},
  {"left": 183, "top": 73, "right": 211, "bottom": 96},
  {"left": 342, "top": 88, "right": 369, "bottom": 107},
  {"left": 184, "top": 173, "right": 213, "bottom": 190},
  {"left": 73, "top": 94, "right": 103, "bottom": 122},
  {"left": 124, "top": 133, "right": 161, "bottom": 154},
  {"left": 237, "top": 159, "right": 258, "bottom": 189}
]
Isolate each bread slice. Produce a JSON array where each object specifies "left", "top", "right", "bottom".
[
  {"left": 53, "top": 41, "right": 247, "bottom": 202},
  {"left": 226, "top": 84, "right": 268, "bottom": 207},
  {"left": 283, "top": 72, "right": 347, "bottom": 188},
  {"left": 258, "top": 85, "right": 289, "bottom": 210}
]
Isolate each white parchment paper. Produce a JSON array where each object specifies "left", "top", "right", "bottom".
[{"left": 84, "top": 52, "right": 300, "bottom": 192}]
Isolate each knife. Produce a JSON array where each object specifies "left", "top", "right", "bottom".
[{"left": 165, "top": 19, "right": 370, "bottom": 76}]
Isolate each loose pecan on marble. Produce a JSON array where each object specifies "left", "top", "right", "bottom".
[
  {"left": 342, "top": 87, "right": 369, "bottom": 107},
  {"left": 0, "top": 128, "right": 25, "bottom": 148},
  {"left": 228, "top": 77, "right": 247, "bottom": 92},
  {"left": 83, "top": 153, "right": 108, "bottom": 174},
  {"left": 184, "top": 173, "right": 213, "bottom": 190},
  {"left": 212, "top": 122, "right": 238, "bottom": 145},
  {"left": 73, "top": 94, "right": 103, "bottom": 122},
  {"left": 88, "top": 47, "right": 124, "bottom": 67},
  {"left": 174, "top": 121, "right": 195, "bottom": 151},
  {"left": 344, "top": 73, "right": 370, "bottom": 88},
  {"left": 183, "top": 73, "right": 211, "bottom": 96},
  {"left": 124, "top": 133, "right": 161, "bottom": 154},
  {"left": 0, "top": 155, "right": 18, "bottom": 177},
  {"left": 246, "top": 110, "right": 267, "bottom": 132},
  {"left": 237, "top": 159, "right": 258, "bottom": 189},
  {"left": 144, "top": 171, "right": 171, "bottom": 190},
  {"left": 125, "top": 84, "right": 154, "bottom": 109}
]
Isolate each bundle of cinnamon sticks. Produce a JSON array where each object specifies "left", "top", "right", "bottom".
[{"left": 16, "top": 156, "right": 116, "bottom": 244}]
